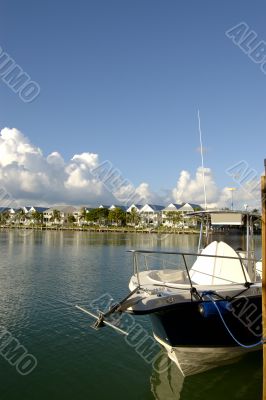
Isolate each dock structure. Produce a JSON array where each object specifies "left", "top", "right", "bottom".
[{"left": 262, "top": 159, "right": 266, "bottom": 400}]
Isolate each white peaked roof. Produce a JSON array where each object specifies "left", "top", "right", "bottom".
[
  {"left": 163, "top": 203, "right": 182, "bottom": 212},
  {"left": 140, "top": 204, "right": 164, "bottom": 213},
  {"left": 178, "top": 203, "right": 195, "bottom": 212},
  {"left": 126, "top": 204, "right": 143, "bottom": 212},
  {"left": 190, "top": 241, "right": 251, "bottom": 285}
]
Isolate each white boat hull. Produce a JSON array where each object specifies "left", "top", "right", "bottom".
[{"left": 154, "top": 334, "right": 259, "bottom": 377}]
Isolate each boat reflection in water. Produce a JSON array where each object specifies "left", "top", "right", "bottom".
[
  {"left": 151, "top": 353, "right": 184, "bottom": 400},
  {"left": 150, "top": 350, "right": 262, "bottom": 400}
]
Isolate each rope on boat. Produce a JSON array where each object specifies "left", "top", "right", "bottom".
[{"left": 204, "top": 293, "right": 263, "bottom": 349}]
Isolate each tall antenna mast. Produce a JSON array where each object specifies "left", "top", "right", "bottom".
[{"left": 198, "top": 110, "right": 207, "bottom": 210}]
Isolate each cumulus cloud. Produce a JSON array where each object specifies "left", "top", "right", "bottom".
[
  {"left": 0, "top": 127, "right": 260, "bottom": 209},
  {"left": 172, "top": 167, "right": 219, "bottom": 205},
  {"left": 0, "top": 127, "right": 116, "bottom": 206},
  {"left": 0, "top": 127, "right": 161, "bottom": 207},
  {"left": 134, "top": 182, "right": 165, "bottom": 204},
  {"left": 172, "top": 167, "right": 260, "bottom": 210}
]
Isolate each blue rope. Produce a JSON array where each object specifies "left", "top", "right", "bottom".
[{"left": 205, "top": 294, "right": 263, "bottom": 349}]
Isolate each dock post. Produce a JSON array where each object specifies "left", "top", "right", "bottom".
[{"left": 262, "top": 159, "right": 266, "bottom": 400}]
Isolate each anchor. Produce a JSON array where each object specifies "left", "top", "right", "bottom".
[{"left": 75, "top": 286, "right": 140, "bottom": 336}]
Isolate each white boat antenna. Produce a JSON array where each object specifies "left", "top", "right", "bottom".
[{"left": 198, "top": 109, "right": 207, "bottom": 210}]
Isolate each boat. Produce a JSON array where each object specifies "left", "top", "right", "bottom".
[
  {"left": 125, "top": 210, "right": 263, "bottom": 375},
  {"left": 76, "top": 210, "right": 263, "bottom": 376},
  {"left": 149, "top": 348, "right": 262, "bottom": 399}
]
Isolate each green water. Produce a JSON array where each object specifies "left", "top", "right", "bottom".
[{"left": 0, "top": 230, "right": 262, "bottom": 400}]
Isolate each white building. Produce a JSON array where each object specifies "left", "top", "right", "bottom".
[
  {"left": 43, "top": 206, "right": 79, "bottom": 224},
  {"left": 22, "top": 206, "right": 31, "bottom": 214},
  {"left": 162, "top": 203, "right": 182, "bottom": 226},
  {"left": 162, "top": 203, "right": 202, "bottom": 227},
  {"left": 139, "top": 204, "right": 164, "bottom": 226}
]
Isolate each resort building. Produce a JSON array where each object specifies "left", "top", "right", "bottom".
[
  {"left": 162, "top": 203, "right": 202, "bottom": 227},
  {"left": 0, "top": 202, "right": 203, "bottom": 228},
  {"left": 22, "top": 206, "right": 31, "bottom": 214},
  {"left": 139, "top": 204, "right": 165, "bottom": 226},
  {"left": 162, "top": 203, "right": 182, "bottom": 227},
  {"left": 43, "top": 206, "right": 79, "bottom": 225}
]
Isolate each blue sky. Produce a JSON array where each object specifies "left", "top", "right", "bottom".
[{"left": 0, "top": 1, "right": 265, "bottom": 207}]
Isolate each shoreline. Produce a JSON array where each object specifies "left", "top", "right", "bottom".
[{"left": 0, "top": 225, "right": 200, "bottom": 234}]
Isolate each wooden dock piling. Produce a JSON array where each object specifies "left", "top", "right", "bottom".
[{"left": 262, "top": 159, "right": 266, "bottom": 400}]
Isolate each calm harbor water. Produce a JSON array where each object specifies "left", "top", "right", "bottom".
[{"left": 0, "top": 230, "right": 262, "bottom": 400}]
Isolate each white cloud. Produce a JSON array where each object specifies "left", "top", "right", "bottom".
[
  {"left": 219, "top": 184, "right": 260, "bottom": 210},
  {"left": 0, "top": 127, "right": 261, "bottom": 209},
  {"left": 0, "top": 127, "right": 115, "bottom": 206},
  {"left": 47, "top": 152, "right": 65, "bottom": 168},
  {"left": 134, "top": 182, "right": 162, "bottom": 204},
  {"left": 71, "top": 152, "right": 98, "bottom": 169},
  {"left": 172, "top": 167, "right": 219, "bottom": 205},
  {"left": 0, "top": 128, "right": 164, "bottom": 207},
  {"left": 172, "top": 167, "right": 260, "bottom": 210}
]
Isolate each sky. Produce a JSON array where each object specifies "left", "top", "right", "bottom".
[{"left": 0, "top": 0, "right": 265, "bottom": 209}]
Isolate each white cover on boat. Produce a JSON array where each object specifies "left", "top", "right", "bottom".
[{"left": 189, "top": 241, "right": 250, "bottom": 285}]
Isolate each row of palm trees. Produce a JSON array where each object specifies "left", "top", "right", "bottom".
[
  {"left": 0, "top": 206, "right": 192, "bottom": 229},
  {"left": 0, "top": 207, "right": 140, "bottom": 227},
  {"left": 78, "top": 207, "right": 141, "bottom": 227},
  {"left": 0, "top": 209, "right": 60, "bottom": 225},
  {"left": 74, "top": 207, "right": 188, "bottom": 228}
]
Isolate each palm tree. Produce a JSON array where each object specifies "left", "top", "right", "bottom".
[
  {"left": 165, "top": 211, "right": 175, "bottom": 227},
  {"left": 67, "top": 214, "right": 76, "bottom": 225},
  {"left": 51, "top": 209, "right": 61, "bottom": 224},
  {"left": 31, "top": 211, "right": 43, "bottom": 225},
  {"left": 97, "top": 208, "right": 109, "bottom": 226},
  {"left": 0, "top": 212, "right": 7, "bottom": 225},
  {"left": 13, "top": 209, "right": 25, "bottom": 225},
  {"left": 165, "top": 211, "right": 182, "bottom": 231},
  {"left": 173, "top": 211, "right": 182, "bottom": 228},
  {"left": 1, "top": 210, "right": 10, "bottom": 225},
  {"left": 79, "top": 207, "right": 87, "bottom": 225},
  {"left": 108, "top": 208, "right": 126, "bottom": 226},
  {"left": 129, "top": 207, "right": 140, "bottom": 227}
]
